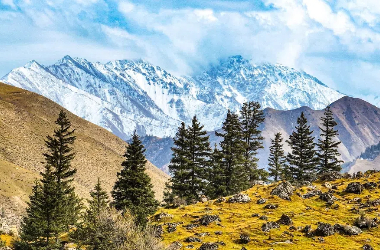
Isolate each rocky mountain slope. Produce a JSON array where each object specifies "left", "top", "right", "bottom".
[
  {"left": 143, "top": 97, "right": 380, "bottom": 173},
  {"left": 154, "top": 172, "right": 380, "bottom": 249},
  {"left": 1, "top": 55, "right": 344, "bottom": 140},
  {"left": 0, "top": 82, "right": 168, "bottom": 232}
]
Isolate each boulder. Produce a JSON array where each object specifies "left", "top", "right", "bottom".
[
  {"left": 240, "top": 234, "right": 251, "bottom": 244},
  {"left": 264, "top": 204, "right": 279, "bottom": 209},
  {"left": 319, "top": 192, "right": 338, "bottom": 205},
  {"left": 302, "top": 225, "right": 312, "bottom": 235},
  {"left": 228, "top": 193, "right": 251, "bottom": 203},
  {"left": 271, "top": 181, "right": 294, "bottom": 200},
  {"left": 334, "top": 224, "right": 362, "bottom": 235},
  {"left": 313, "top": 222, "right": 335, "bottom": 237},
  {"left": 199, "top": 215, "right": 221, "bottom": 226},
  {"left": 363, "top": 244, "right": 374, "bottom": 250},
  {"left": 355, "top": 215, "right": 378, "bottom": 229},
  {"left": 318, "top": 171, "right": 342, "bottom": 181},
  {"left": 277, "top": 214, "right": 293, "bottom": 225},
  {"left": 185, "top": 224, "right": 199, "bottom": 230},
  {"left": 257, "top": 198, "right": 267, "bottom": 204},
  {"left": 363, "top": 182, "right": 377, "bottom": 190},
  {"left": 199, "top": 243, "right": 219, "bottom": 250},
  {"left": 345, "top": 182, "right": 363, "bottom": 194},
  {"left": 262, "top": 221, "right": 280, "bottom": 232},
  {"left": 302, "top": 189, "right": 322, "bottom": 199}
]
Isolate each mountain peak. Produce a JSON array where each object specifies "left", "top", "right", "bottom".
[{"left": 24, "top": 60, "right": 42, "bottom": 69}]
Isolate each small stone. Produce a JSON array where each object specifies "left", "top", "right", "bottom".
[
  {"left": 240, "top": 233, "right": 251, "bottom": 244},
  {"left": 262, "top": 221, "right": 280, "bottom": 232},
  {"left": 363, "top": 244, "right": 374, "bottom": 250},
  {"left": 185, "top": 223, "right": 199, "bottom": 230},
  {"left": 264, "top": 204, "right": 279, "bottom": 209},
  {"left": 259, "top": 215, "right": 268, "bottom": 220},
  {"left": 302, "top": 225, "right": 312, "bottom": 235},
  {"left": 257, "top": 198, "right": 267, "bottom": 204},
  {"left": 228, "top": 193, "right": 251, "bottom": 203},
  {"left": 214, "top": 231, "right": 223, "bottom": 235},
  {"left": 199, "top": 215, "right": 221, "bottom": 226},
  {"left": 199, "top": 242, "right": 219, "bottom": 250},
  {"left": 251, "top": 213, "right": 260, "bottom": 217},
  {"left": 185, "top": 237, "right": 202, "bottom": 243},
  {"left": 215, "top": 197, "right": 226, "bottom": 203},
  {"left": 277, "top": 214, "right": 293, "bottom": 225},
  {"left": 313, "top": 222, "right": 335, "bottom": 237}
]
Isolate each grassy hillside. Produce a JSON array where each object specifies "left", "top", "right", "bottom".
[
  {"left": 0, "top": 82, "right": 169, "bottom": 229},
  {"left": 155, "top": 172, "right": 380, "bottom": 249}
]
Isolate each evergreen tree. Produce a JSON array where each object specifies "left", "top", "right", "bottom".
[
  {"left": 186, "top": 116, "right": 212, "bottom": 201},
  {"left": 164, "top": 122, "right": 190, "bottom": 204},
  {"left": 286, "top": 112, "right": 318, "bottom": 181},
  {"left": 317, "top": 106, "right": 343, "bottom": 173},
  {"left": 206, "top": 145, "right": 226, "bottom": 199},
  {"left": 18, "top": 110, "right": 81, "bottom": 248},
  {"left": 112, "top": 131, "right": 158, "bottom": 227},
  {"left": 72, "top": 179, "right": 110, "bottom": 250},
  {"left": 216, "top": 110, "right": 248, "bottom": 196},
  {"left": 268, "top": 133, "right": 287, "bottom": 182},
  {"left": 44, "top": 110, "right": 82, "bottom": 230},
  {"left": 240, "top": 101, "right": 266, "bottom": 183}
]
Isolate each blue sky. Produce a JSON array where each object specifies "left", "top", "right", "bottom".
[{"left": 1, "top": 0, "right": 380, "bottom": 103}]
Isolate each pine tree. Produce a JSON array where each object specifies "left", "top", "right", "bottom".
[
  {"left": 206, "top": 145, "right": 226, "bottom": 199},
  {"left": 286, "top": 112, "right": 318, "bottom": 181},
  {"left": 72, "top": 178, "right": 110, "bottom": 250},
  {"left": 112, "top": 131, "right": 158, "bottom": 227},
  {"left": 317, "top": 106, "right": 343, "bottom": 173},
  {"left": 240, "top": 101, "right": 266, "bottom": 184},
  {"left": 268, "top": 132, "right": 287, "bottom": 182},
  {"left": 186, "top": 116, "right": 212, "bottom": 201},
  {"left": 216, "top": 110, "right": 248, "bottom": 196},
  {"left": 164, "top": 122, "right": 190, "bottom": 204},
  {"left": 44, "top": 110, "right": 82, "bottom": 230}
]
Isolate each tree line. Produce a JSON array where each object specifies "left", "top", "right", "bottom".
[
  {"left": 15, "top": 111, "right": 160, "bottom": 250},
  {"left": 165, "top": 103, "right": 342, "bottom": 204}
]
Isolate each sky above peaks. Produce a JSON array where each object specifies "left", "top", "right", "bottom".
[{"left": 1, "top": 0, "right": 380, "bottom": 101}]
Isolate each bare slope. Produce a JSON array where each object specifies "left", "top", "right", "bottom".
[{"left": 0, "top": 82, "right": 168, "bottom": 228}]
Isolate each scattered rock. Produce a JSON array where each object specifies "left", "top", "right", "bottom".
[
  {"left": 262, "top": 221, "right": 280, "bottom": 232},
  {"left": 346, "top": 182, "right": 364, "bottom": 194},
  {"left": 355, "top": 215, "right": 378, "bottom": 229},
  {"left": 199, "top": 243, "right": 219, "bottom": 250},
  {"left": 264, "top": 204, "right": 279, "bottom": 209},
  {"left": 302, "top": 225, "right": 312, "bottom": 235},
  {"left": 215, "top": 197, "right": 226, "bottom": 203},
  {"left": 259, "top": 215, "right": 268, "bottom": 220},
  {"left": 289, "top": 226, "right": 297, "bottom": 231},
  {"left": 186, "top": 245, "right": 194, "bottom": 249},
  {"left": 277, "top": 214, "right": 293, "bottom": 225},
  {"left": 363, "top": 182, "right": 377, "bottom": 190},
  {"left": 319, "top": 171, "right": 342, "bottom": 181},
  {"left": 313, "top": 222, "right": 335, "bottom": 237},
  {"left": 271, "top": 181, "right": 294, "bottom": 200},
  {"left": 363, "top": 244, "right": 374, "bottom": 250},
  {"left": 214, "top": 231, "right": 223, "bottom": 235},
  {"left": 241, "top": 247, "right": 248, "bottom": 250},
  {"left": 166, "top": 241, "right": 182, "bottom": 250},
  {"left": 317, "top": 237, "right": 325, "bottom": 243},
  {"left": 228, "top": 193, "right": 251, "bottom": 203},
  {"left": 185, "top": 236, "right": 202, "bottom": 243},
  {"left": 216, "top": 241, "right": 226, "bottom": 246},
  {"left": 167, "top": 224, "right": 177, "bottom": 233},
  {"left": 251, "top": 213, "right": 260, "bottom": 217},
  {"left": 199, "top": 215, "right": 221, "bottom": 226},
  {"left": 319, "top": 192, "right": 338, "bottom": 205},
  {"left": 240, "top": 233, "right": 251, "bottom": 244},
  {"left": 185, "top": 223, "right": 199, "bottom": 230},
  {"left": 154, "top": 212, "right": 173, "bottom": 221},
  {"left": 334, "top": 224, "right": 362, "bottom": 235},
  {"left": 195, "top": 232, "right": 210, "bottom": 237},
  {"left": 257, "top": 198, "right": 267, "bottom": 204},
  {"left": 302, "top": 189, "right": 322, "bottom": 199}
]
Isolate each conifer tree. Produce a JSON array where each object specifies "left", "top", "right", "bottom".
[
  {"left": 216, "top": 110, "right": 248, "bottom": 196},
  {"left": 72, "top": 178, "right": 110, "bottom": 249},
  {"left": 186, "top": 116, "right": 212, "bottom": 201},
  {"left": 317, "top": 106, "right": 343, "bottom": 173},
  {"left": 206, "top": 145, "right": 226, "bottom": 199},
  {"left": 112, "top": 131, "right": 158, "bottom": 227},
  {"left": 240, "top": 101, "right": 266, "bottom": 183},
  {"left": 164, "top": 122, "right": 190, "bottom": 203},
  {"left": 268, "top": 132, "right": 287, "bottom": 182},
  {"left": 286, "top": 112, "right": 318, "bottom": 181},
  {"left": 44, "top": 110, "right": 82, "bottom": 230}
]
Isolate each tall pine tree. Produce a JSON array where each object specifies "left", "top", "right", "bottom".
[
  {"left": 206, "top": 145, "right": 226, "bottom": 199},
  {"left": 164, "top": 122, "right": 190, "bottom": 203},
  {"left": 240, "top": 101, "right": 266, "bottom": 183},
  {"left": 112, "top": 131, "right": 158, "bottom": 227},
  {"left": 268, "top": 132, "right": 287, "bottom": 182},
  {"left": 19, "top": 110, "right": 81, "bottom": 248},
  {"left": 216, "top": 110, "right": 248, "bottom": 196},
  {"left": 317, "top": 106, "right": 343, "bottom": 173},
  {"left": 286, "top": 112, "right": 318, "bottom": 181},
  {"left": 186, "top": 116, "right": 212, "bottom": 201}
]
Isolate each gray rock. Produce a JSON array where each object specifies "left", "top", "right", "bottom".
[
  {"left": 154, "top": 212, "right": 173, "bottom": 221},
  {"left": 240, "top": 234, "right": 250, "bottom": 244},
  {"left": 334, "top": 224, "right": 362, "bottom": 235},
  {"left": 302, "top": 189, "right": 322, "bottom": 199},
  {"left": 214, "top": 231, "right": 223, "bottom": 235},
  {"left": 363, "top": 182, "right": 377, "bottom": 190},
  {"left": 277, "top": 214, "right": 293, "bottom": 225},
  {"left": 271, "top": 181, "right": 294, "bottom": 200},
  {"left": 262, "top": 221, "right": 280, "bottom": 232},
  {"left": 363, "top": 244, "right": 374, "bottom": 250},
  {"left": 185, "top": 223, "right": 199, "bottom": 230},
  {"left": 199, "top": 243, "right": 219, "bottom": 250},
  {"left": 302, "top": 225, "right": 312, "bottom": 235},
  {"left": 215, "top": 197, "right": 226, "bottom": 203},
  {"left": 259, "top": 215, "right": 268, "bottom": 220},
  {"left": 355, "top": 215, "right": 378, "bottom": 229},
  {"left": 185, "top": 236, "right": 202, "bottom": 243},
  {"left": 228, "top": 193, "right": 251, "bottom": 203},
  {"left": 319, "top": 171, "right": 342, "bottom": 181},
  {"left": 313, "top": 222, "right": 335, "bottom": 237},
  {"left": 319, "top": 192, "right": 338, "bottom": 205},
  {"left": 257, "top": 198, "right": 267, "bottom": 204},
  {"left": 346, "top": 182, "right": 364, "bottom": 194},
  {"left": 264, "top": 204, "right": 279, "bottom": 209},
  {"left": 199, "top": 215, "right": 221, "bottom": 226}
]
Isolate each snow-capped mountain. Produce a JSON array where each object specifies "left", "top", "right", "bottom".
[{"left": 1, "top": 55, "right": 344, "bottom": 139}]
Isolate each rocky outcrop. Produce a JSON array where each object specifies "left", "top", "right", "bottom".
[
  {"left": 228, "top": 194, "right": 251, "bottom": 203},
  {"left": 271, "top": 181, "right": 294, "bottom": 200},
  {"left": 199, "top": 215, "right": 221, "bottom": 226}
]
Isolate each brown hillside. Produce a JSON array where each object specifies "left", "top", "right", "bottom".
[{"left": 0, "top": 82, "right": 169, "bottom": 228}]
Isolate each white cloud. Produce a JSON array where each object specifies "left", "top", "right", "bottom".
[{"left": 1, "top": 0, "right": 15, "bottom": 8}]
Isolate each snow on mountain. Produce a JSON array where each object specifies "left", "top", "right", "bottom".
[{"left": 1, "top": 55, "right": 344, "bottom": 140}]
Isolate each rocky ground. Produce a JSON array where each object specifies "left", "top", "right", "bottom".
[{"left": 153, "top": 171, "right": 380, "bottom": 249}]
